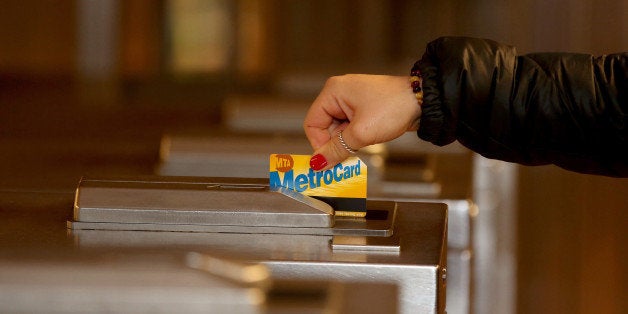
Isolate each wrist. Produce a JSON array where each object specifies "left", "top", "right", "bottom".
[
  {"left": 406, "top": 65, "right": 424, "bottom": 131},
  {"left": 409, "top": 66, "right": 424, "bottom": 106},
  {"left": 399, "top": 75, "right": 422, "bottom": 131}
]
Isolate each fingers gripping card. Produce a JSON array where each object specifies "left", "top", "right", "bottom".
[{"left": 269, "top": 154, "right": 367, "bottom": 217}]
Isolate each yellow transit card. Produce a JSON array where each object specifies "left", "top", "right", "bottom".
[{"left": 269, "top": 154, "right": 367, "bottom": 217}]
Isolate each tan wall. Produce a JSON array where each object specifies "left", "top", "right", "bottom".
[
  {"left": 0, "top": 1, "right": 76, "bottom": 75},
  {"left": 518, "top": 166, "right": 628, "bottom": 314}
]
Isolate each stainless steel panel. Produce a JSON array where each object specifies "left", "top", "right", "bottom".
[
  {"left": 0, "top": 253, "right": 398, "bottom": 314},
  {"left": 446, "top": 249, "right": 473, "bottom": 314},
  {"left": 268, "top": 262, "right": 438, "bottom": 314},
  {"left": 0, "top": 254, "right": 264, "bottom": 314},
  {"left": 74, "top": 176, "right": 333, "bottom": 228},
  {"left": 264, "top": 201, "right": 448, "bottom": 314},
  {"left": 265, "top": 280, "right": 399, "bottom": 314},
  {"left": 372, "top": 197, "right": 474, "bottom": 314},
  {"left": 374, "top": 198, "right": 475, "bottom": 250},
  {"left": 445, "top": 200, "right": 476, "bottom": 250},
  {"left": 332, "top": 233, "right": 401, "bottom": 252}
]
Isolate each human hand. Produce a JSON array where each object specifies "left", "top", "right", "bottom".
[{"left": 303, "top": 74, "right": 421, "bottom": 170}]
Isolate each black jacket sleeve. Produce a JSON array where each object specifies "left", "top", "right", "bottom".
[{"left": 416, "top": 37, "right": 628, "bottom": 177}]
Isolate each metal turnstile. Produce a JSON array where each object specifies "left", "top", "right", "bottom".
[
  {"left": 68, "top": 176, "right": 448, "bottom": 314},
  {"left": 156, "top": 131, "right": 474, "bottom": 314}
]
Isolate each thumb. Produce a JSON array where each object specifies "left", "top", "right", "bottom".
[{"left": 309, "top": 128, "right": 360, "bottom": 171}]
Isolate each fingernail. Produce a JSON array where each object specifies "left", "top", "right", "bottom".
[{"left": 310, "top": 154, "right": 328, "bottom": 171}]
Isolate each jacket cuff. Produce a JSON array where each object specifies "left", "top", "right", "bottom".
[{"left": 415, "top": 43, "right": 455, "bottom": 146}]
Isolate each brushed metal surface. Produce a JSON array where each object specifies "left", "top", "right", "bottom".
[
  {"left": 0, "top": 254, "right": 264, "bottom": 314},
  {"left": 265, "top": 201, "right": 448, "bottom": 314},
  {"left": 371, "top": 197, "right": 474, "bottom": 313},
  {"left": 0, "top": 252, "right": 398, "bottom": 314},
  {"left": 331, "top": 233, "right": 401, "bottom": 252},
  {"left": 74, "top": 176, "right": 334, "bottom": 228}
]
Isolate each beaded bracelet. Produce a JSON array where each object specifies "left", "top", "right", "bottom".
[{"left": 409, "top": 65, "right": 423, "bottom": 106}]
